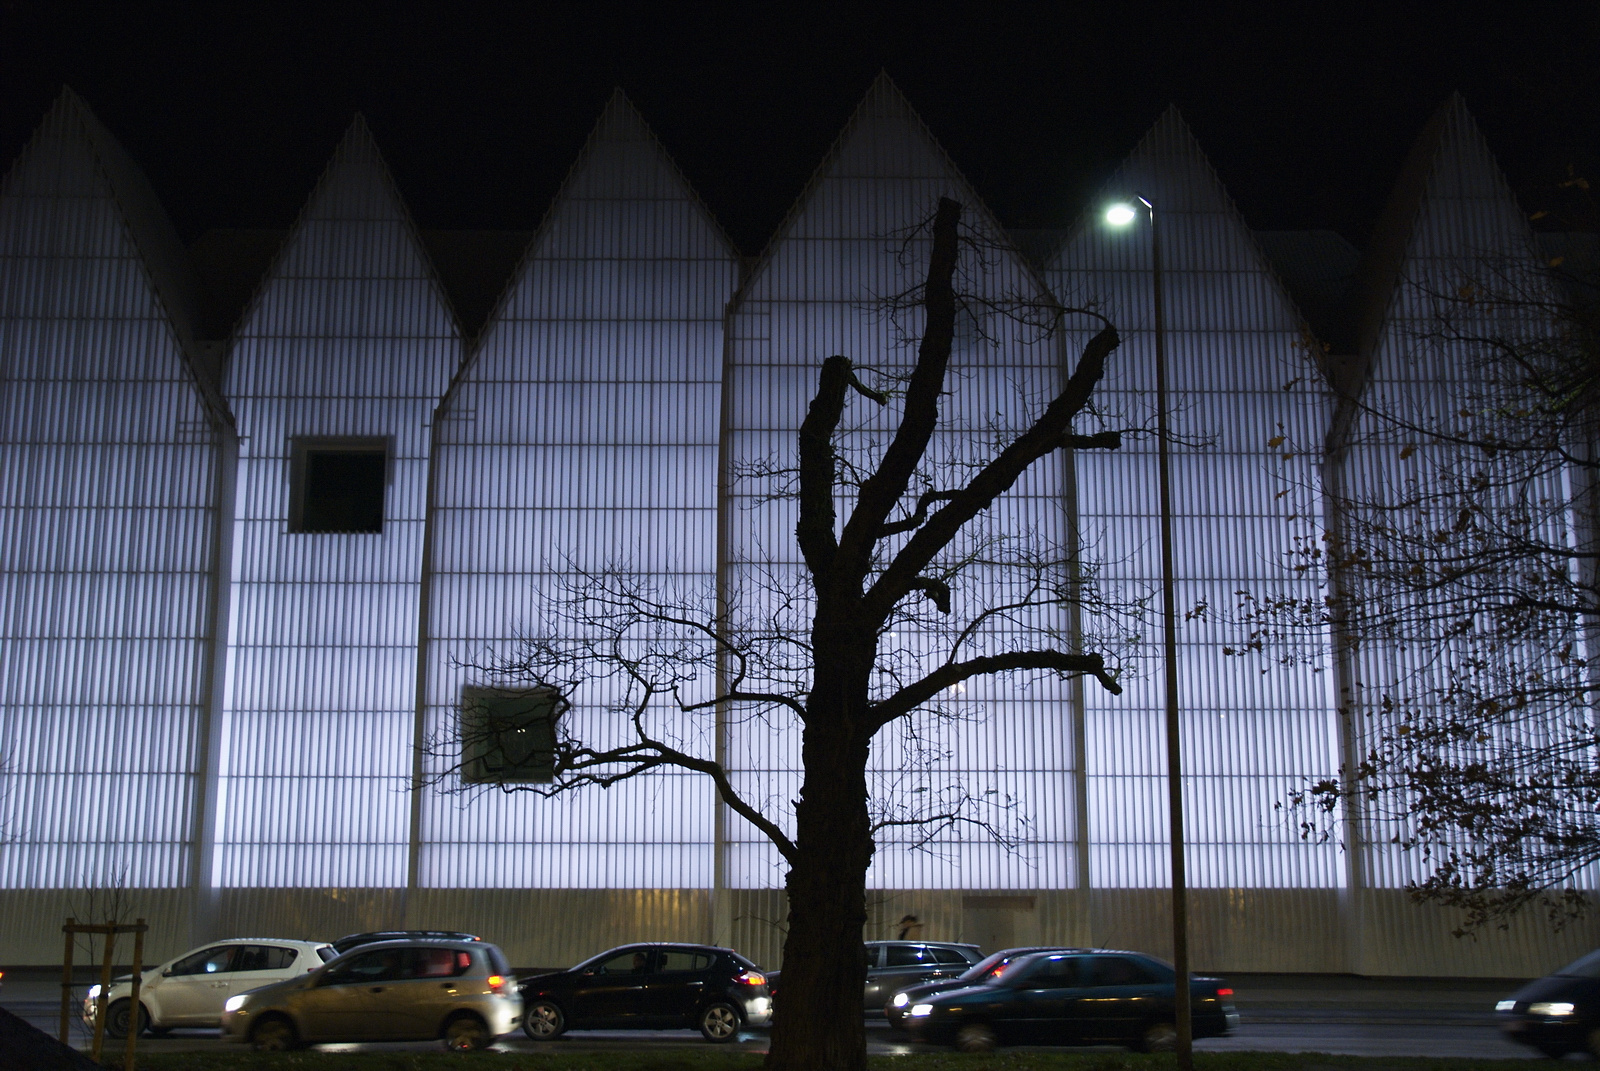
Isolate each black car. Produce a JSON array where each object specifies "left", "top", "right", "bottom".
[
  {"left": 518, "top": 943, "right": 771, "bottom": 1043},
  {"left": 886, "top": 946, "right": 1085, "bottom": 1028},
  {"left": 900, "top": 949, "right": 1236, "bottom": 1053},
  {"left": 1497, "top": 948, "right": 1600, "bottom": 1058},
  {"left": 331, "top": 931, "right": 481, "bottom": 955}
]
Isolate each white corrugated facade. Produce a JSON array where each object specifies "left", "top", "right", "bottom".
[{"left": 1, "top": 81, "right": 1595, "bottom": 973}]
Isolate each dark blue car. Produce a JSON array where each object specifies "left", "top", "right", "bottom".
[
  {"left": 1497, "top": 949, "right": 1600, "bottom": 1058},
  {"left": 901, "top": 949, "right": 1236, "bottom": 1052}
]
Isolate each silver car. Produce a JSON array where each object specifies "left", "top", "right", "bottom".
[
  {"left": 83, "top": 938, "right": 335, "bottom": 1037},
  {"left": 221, "top": 939, "right": 521, "bottom": 1051}
]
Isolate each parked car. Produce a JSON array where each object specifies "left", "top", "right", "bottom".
[
  {"left": 861, "top": 941, "right": 983, "bottom": 1014},
  {"left": 1497, "top": 948, "right": 1600, "bottom": 1058},
  {"left": 220, "top": 939, "right": 520, "bottom": 1051},
  {"left": 83, "top": 938, "right": 335, "bottom": 1038},
  {"left": 900, "top": 949, "right": 1237, "bottom": 1052},
  {"left": 329, "top": 930, "right": 481, "bottom": 956},
  {"left": 886, "top": 946, "right": 1084, "bottom": 1028},
  {"left": 519, "top": 942, "right": 771, "bottom": 1042}
]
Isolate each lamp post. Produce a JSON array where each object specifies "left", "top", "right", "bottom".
[{"left": 1107, "top": 195, "right": 1192, "bottom": 1069}]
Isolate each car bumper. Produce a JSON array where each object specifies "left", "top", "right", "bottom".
[
  {"left": 739, "top": 994, "right": 773, "bottom": 1028},
  {"left": 1499, "top": 1012, "right": 1588, "bottom": 1050}
]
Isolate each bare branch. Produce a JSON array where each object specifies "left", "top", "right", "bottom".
[{"left": 870, "top": 649, "right": 1120, "bottom": 730}]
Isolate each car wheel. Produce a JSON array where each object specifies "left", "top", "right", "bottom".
[
  {"left": 249, "top": 1015, "right": 300, "bottom": 1052},
  {"left": 103, "top": 1000, "right": 147, "bottom": 1039},
  {"left": 523, "top": 1000, "right": 566, "bottom": 1040},
  {"left": 1137, "top": 1021, "right": 1178, "bottom": 1053},
  {"left": 443, "top": 1013, "right": 492, "bottom": 1052},
  {"left": 954, "top": 1022, "right": 997, "bottom": 1053},
  {"left": 698, "top": 1001, "right": 742, "bottom": 1042}
]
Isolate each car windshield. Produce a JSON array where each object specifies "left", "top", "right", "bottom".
[
  {"left": 956, "top": 951, "right": 1013, "bottom": 983},
  {"left": 1557, "top": 949, "right": 1600, "bottom": 978}
]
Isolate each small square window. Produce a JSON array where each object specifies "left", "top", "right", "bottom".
[
  {"left": 459, "top": 686, "right": 563, "bottom": 784},
  {"left": 289, "top": 438, "right": 389, "bottom": 533}
]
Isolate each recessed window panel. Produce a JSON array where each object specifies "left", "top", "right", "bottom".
[
  {"left": 459, "top": 686, "right": 563, "bottom": 784},
  {"left": 289, "top": 438, "right": 388, "bottom": 533}
]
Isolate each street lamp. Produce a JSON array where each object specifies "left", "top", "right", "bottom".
[{"left": 1106, "top": 195, "right": 1192, "bottom": 1069}]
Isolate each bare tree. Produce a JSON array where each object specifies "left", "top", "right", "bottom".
[
  {"left": 445, "top": 198, "right": 1128, "bottom": 1069},
  {"left": 1236, "top": 235, "right": 1600, "bottom": 933}
]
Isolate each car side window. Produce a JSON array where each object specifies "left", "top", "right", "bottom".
[
  {"left": 885, "top": 945, "right": 934, "bottom": 968},
  {"left": 168, "top": 946, "right": 239, "bottom": 976},
  {"left": 1025, "top": 956, "right": 1081, "bottom": 986},
  {"left": 410, "top": 948, "right": 472, "bottom": 978},
  {"left": 659, "top": 951, "right": 713, "bottom": 973},
  {"left": 324, "top": 948, "right": 405, "bottom": 985},
  {"left": 1090, "top": 956, "right": 1156, "bottom": 986},
  {"left": 931, "top": 947, "right": 969, "bottom": 965},
  {"left": 595, "top": 950, "right": 654, "bottom": 976},
  {"left": 234, "top": 946, "right": 297, "bottom": 972},
  {"left": 863, "top": 946, "right": 880, "bottom": 971}
]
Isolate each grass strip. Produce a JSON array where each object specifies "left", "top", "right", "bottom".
[{"left": 106, "top": 1052, "right": 1562, "bottom": 1071}]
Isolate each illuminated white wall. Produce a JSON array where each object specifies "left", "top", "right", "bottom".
[
  {"left": 0, "top": 91, "right": 221, "bottom": 889},
  {"left": 1046, "top": 110, "right": 1341, "bottom": 892},
  {"left": 723, "top": 76, "right": 1080, "bottom": 891},
  {"left": 216, "top": 120, "right": 459, "bottom": 887},
  {"left": 1332, "top": 99, "right": 1569, "bottom": 891},
  {"left": 421, "top": 92, "right": 739, "bottom": 889}
]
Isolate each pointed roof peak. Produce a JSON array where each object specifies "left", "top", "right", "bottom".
[{"left": 743, "top": 70, "right": 1025, "bottom": 285}]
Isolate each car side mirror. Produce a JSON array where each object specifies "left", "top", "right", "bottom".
[{"left": 161, "top": 969, "right": 173, "bottom": 978}]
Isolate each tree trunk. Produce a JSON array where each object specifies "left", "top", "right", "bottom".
[{"left": 766, "top": 655, "right": 876, "bottom": 1071}]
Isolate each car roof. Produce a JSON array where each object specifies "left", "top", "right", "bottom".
[
  {"left": 867, "top": 940, "right": 982, "bottom": 949},
  {"left": 335, "top": 938, "right": 488, "bottom": 950},
  {"left": 204, "top": 938, "right": 330, "bottom": 947}
]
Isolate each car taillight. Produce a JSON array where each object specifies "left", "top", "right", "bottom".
[
  {"left": 735, "top": 970, "right": 766, "bottom": 987},
  {"left": 487, "top": 975, "right": 506, "bottom": 993},
  {"left": 1216, "top": 988, "right": 1233, "bottom": 997}
]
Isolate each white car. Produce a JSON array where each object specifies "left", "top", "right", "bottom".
[{"left": 84, "top": 938, "right": 335, "bottom": 1037}]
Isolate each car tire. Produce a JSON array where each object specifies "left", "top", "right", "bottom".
[
  {"left": 249, "top": 1014, "right": 300, "bottom": 1052},
  {"left": 523, "top": 999, "right": 566, "bottom": 1040},
  {"left": 1137, "top": 1021, "right": 1178, "bottom": 1053},
  {"left": 698, "top": 1001, "right": 742, "bottom": 1042},
  {"left": 103, "top": 1000, "right": 147, "bottom": 1039},
  {"left": 443, "top": 1013, "right": 492, "bottom": 1052},
  {"left": 954, "top": 1022, "right": 997, "bottom": 1053}
]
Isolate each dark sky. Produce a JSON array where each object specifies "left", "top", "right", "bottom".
[{"left": 3, "top": 1, "right": 1597, "bottom": 253}]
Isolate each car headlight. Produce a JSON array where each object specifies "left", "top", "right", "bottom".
[
  {"left": 909, "top": 1003, "right": 934, "bottom": 1017},
  {"left": 86, "top": 985, "right": 101, "bottom": 1001},
  {"left": 1530, "top": 1001, "right": 1575, "bottom": 1016},
  {"left": 1495, "top": 999, "right": 1516, "bottom": 1012},
  {"left": 891, "top": 993, "right": 909, "bottom": 1008},
  {"left": 223, "top": 994, "right": 249, "bottom": 1013}
]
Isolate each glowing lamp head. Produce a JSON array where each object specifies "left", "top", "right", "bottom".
[{"left": 1105, "top": 203, "right": 1138, "bottom": 226}]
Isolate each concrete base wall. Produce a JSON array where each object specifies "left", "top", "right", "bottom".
[{"left": 2, "top": 886, "right": 1595, "bottom": 977}]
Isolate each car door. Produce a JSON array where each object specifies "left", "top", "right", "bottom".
[
  {"left": 296, "top": 947, "right": 405, "bottom": 1040},
  {"left": 225, "top": 945, "right": 303, "bottom": 1001},
  {"left": 859, "top": 945, "right": 887, "bottom": 1011},
  {"left": 642, "top": 949, "right": 715, "bottom": 1025},
  {"left": 869, "top": 945, "right": 941, "bottom": 1011},
  {"left": 1001, "top": 955, "right": 1082, "bottom": 1043},
  {"left": 1069, "top": 955, "right": 1165, "bottom": 1041},
  {"left": 370, "top": 946, "right": 477, "bottom": 1038},
  {"left": 150, "top": 945, "right": 242, "bottom": 1024},
  {"left": 567, "top": 948, "right": 656, "bottom": 1026}
]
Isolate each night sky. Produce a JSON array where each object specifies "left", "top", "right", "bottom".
[{"left": 2, "top": 2, "right": 1597, "bottom": 254}]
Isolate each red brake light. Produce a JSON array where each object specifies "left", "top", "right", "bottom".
[
  {"left": 487, "top": 974, "right": 506, "bottom": 993},
  {"left": 1216, "top": 988, "right": 1233, "bottom": 997},
  {"left": 735, "top": 970, "right": 766, "bottom": 987}
]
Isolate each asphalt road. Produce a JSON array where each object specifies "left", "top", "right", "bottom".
[{"left": 9, "top": 1007, "right": 1543, "bottom": 1061}]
